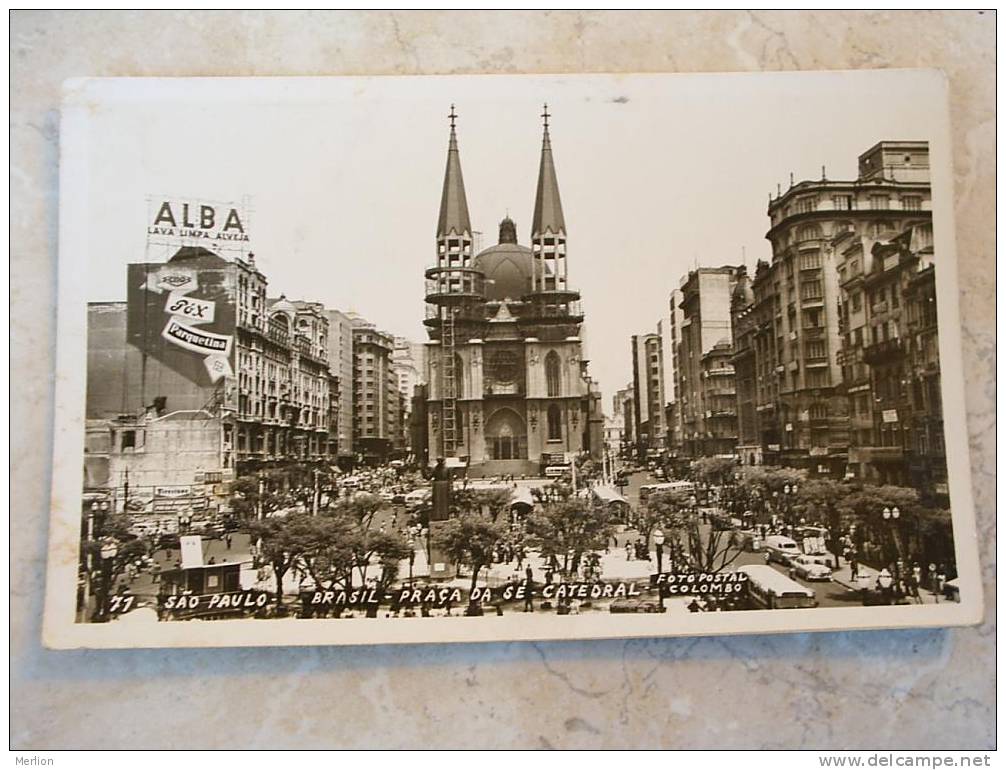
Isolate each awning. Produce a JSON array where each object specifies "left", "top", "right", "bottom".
[
  {"left": 594, "top": 485, "right": 629, "bottom": 505},
  {"left": 510, "top": 488, "right": 535, "bottom": 508}
]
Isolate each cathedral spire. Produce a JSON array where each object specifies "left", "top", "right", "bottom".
[
  {"left": 531, "top": 103, "right": 566, "bottom": 239},
  {"left": 437, "top": 104, "right": 472, "bottom": 238}
]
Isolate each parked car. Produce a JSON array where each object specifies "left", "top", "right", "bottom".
[
  {"left": 763, "top": 535, "right": 802, "bottom": 567},
  {"left": 788, "top": 554, "right": 833, "bottom": 582},
  {"left": 730, "top": 529, "right": 763, "bottom": 552},
  {"left": 404, "top": 488, "right": 432, "bottom": 510},
  {"left": 609, "top": 597, "right": 663, "bottom": 614}
]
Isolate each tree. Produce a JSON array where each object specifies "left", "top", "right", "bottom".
[
  {"left": 246, "top": 513, "right": 323, "bottom": 607},
  {"left": 292, "top": 512, "right": 358, "bottom": 593},
  {"left": 663, "top": 507, "right": 744, "bottom": 575},
  {"left": 690, "top": 457, "right": 737, "bottom": 487},
  {"left": 733, "top": 466, "right": 807, "bottom": 522},
  {"left": 527, "top": 498, "right": 614, "bottom": 577},
  {"left": 792, "top": 478, "right": 850, "bottom": 565},
  {"left": 229, "top": 474, "right": 284, "bottom": 520},
  {"left": 334, "top": 491, "right": 384, "bottom": 531},
  {"left": 433, "top": 513, "right": 507, "bottom": 597},
  {"left": 82, "top": 513, "right": 150, "bottom": 621},
  {"left": 636, "top": 489, "right": 691, "bottom": 547},
  {"left": 348, "top": 527, "right": 411, "bottom": 588},
  {"left": 451, "top": 486, "right": 514, "bottom": 523},
  {"left": 836, "top": 485, "right": 921, "bottom": 567}
]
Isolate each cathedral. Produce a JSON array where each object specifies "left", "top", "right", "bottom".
[{"left": 423, "top": 106, "right": 601, "bottom": 477}]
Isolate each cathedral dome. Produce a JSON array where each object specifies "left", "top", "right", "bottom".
[{"left": 473, "top": 216, "right": 545, "bottom": 301}]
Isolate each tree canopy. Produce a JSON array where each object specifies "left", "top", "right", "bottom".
[
  {"left": 433, "top": 513, "right": 508, "bottom": 594},
  {"left": 527, "top": 498, "right": 614, "bottom": 577}
]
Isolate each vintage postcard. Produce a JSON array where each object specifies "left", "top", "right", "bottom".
[{"left": 44, "top": 70, "right": 983, "bottom": 649}]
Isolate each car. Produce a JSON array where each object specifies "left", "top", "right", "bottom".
[
  {"left": 378, "top": 490, "right": 396, "bottom": 502},
  {"left": 730, "top": 529, "right": 763, "bottom": 552},
  {"left": 763, "top": 535, "right": 802, "bottom": 567},
  {"left": 788, "top": 554, "right": 833, "bottom": 582},
  {"left": 609, "top": 597, "right": 663, "bottom": 614},
  {"left": 392, "top": 493, "right": 407, "bottom": 505},
  {"left": 404, "top": 488, "right": 432, "bottom": 510}
]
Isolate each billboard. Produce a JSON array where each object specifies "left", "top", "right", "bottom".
[
  {"left": 146, "top": 197, "right": 251, "bottom": 254},
  {"left": 127, "top": 252, "right": 237, "bottom": 388}
]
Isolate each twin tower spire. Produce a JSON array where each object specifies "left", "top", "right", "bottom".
[{"left": 435, "top": 104, "right": 566, "bottom": 241}]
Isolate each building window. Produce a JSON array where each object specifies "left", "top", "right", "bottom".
[
  {"left": 851, "top": 291, "right": 862, "bottom": 312},
  {"left": 795, "top": 197, "right": 818, "bottom": 214},
  {"left": 796, "top": 224, "right": 823, "bottom": 242},
  {"left": 545, "top": 351, "right": 561, "bottom": 397},
  {"left": 870, "top": 195, "right": 890, "bottom": 210},
  {"left": 547, "top": 404, "right": 562, "bottom": 440},
  {"left": 901, "top": 196, "right": 922, "bottom": 211},
  {"left": 801, "top": 281, "right": 823, "bottom": 300},
  {"left": 806, "top": 369, "right": 829, "bottom": 388},
  {"left": 799, "top": 251, "right": 822, "bottom": 270},
  {"left": 833, "top": 195, "right": 853, "bottom": 211},
  {"left": 809, "top": 402, "right": 828, "bottom": 420},
  {"left": 120, "top": 430, "right": 136, "bottom": 451}
]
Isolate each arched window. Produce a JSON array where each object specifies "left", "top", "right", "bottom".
[
  {"left": 547, "top": 404, "right": 562, "bottom": 441},
  {"left": 545, "top": 351, "right": 561, "bottom": 397}
]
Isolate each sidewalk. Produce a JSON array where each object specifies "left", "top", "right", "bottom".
[{"left": 829, "top": 561, "right": 938, "bottom": 604}]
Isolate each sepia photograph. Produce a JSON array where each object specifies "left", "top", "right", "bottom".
[{"left": 44, "top": 69, "right": 982, "bottom": 649}]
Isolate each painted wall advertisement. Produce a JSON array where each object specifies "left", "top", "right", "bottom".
[
  {"left": 146, "top": 198, "right": 251, "bottom": 253},
  {"left": 125, "top": 197, "right": 250, "bottom": 388},
  {"left": 128, "top": 257, "right": 238, "bottom": 388}
]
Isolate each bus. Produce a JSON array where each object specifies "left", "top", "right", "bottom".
[
  {"left": 639, "top": 480, "right": 696, "bottom": 503},
  {"left": 736, "top": 564, "right": 818, "bottom": 610}
]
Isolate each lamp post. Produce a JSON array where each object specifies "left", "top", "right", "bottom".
[
  {"left": 653, "top": 528, "right": 665, "bottom": 574},
  {"left": 94, "top": 538, "right": 119, "bottom": 622},
  {"left": 407, "top": 535, "right": 416, "bottom": 585},
  {"left": 653, "top": 528, "right": 666, "bottom": 612},
  {"left": 882, "top": 506, "right": 902, "bottom": 595}
]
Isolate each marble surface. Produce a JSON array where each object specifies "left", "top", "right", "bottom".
[{"left": 11, "top": 11, "right": 995, "bottom": 749}]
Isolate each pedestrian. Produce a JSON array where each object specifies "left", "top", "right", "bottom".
[
  {"left": 625, "top": 541, "right": 633, "bottom": 562},
  {"left": 523, "top": 565, "right": 534, "bottom": 613},
  {"left": 225, "top": 533, "right": 232, "bottom": 550},
  {"left": 849, "top": 555, "right": 859, "bottom": 582},
  {"left": 934, "top": 564, "right": 947, "bottom": 602}
]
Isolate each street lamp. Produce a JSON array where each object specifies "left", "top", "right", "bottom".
[
  {"left": 407, "top": 536, "right": 416, "bottom": 584},
  {"left": 882, "top": 506, "right": 902, "bottom": 594},
  {"left": 653, "top": 529, "right": 665, "bottom": 574},
  {"left": 652, "top": 528, "right": 667, "bottom": 612},
  {"left": 95, "top": 538, "right": 119, "bottom": 622}
]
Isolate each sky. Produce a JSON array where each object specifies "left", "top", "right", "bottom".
[{"left": 76, "top": 70, "right": 947, "bottom": 406}]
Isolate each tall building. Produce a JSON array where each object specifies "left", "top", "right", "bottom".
[
  {"left": 630, "top": 332, "right": 665, "bottom": 459},
  {"left": 665, "top": 288, "right": 685, "bottom": 460},
  {"left": 422, "top": 107, "right": 596, "bottom": 475},
  {"left": 392, "top": 336, "right": 427, "bottom": 458},
  {"left": 326, "top": 308, "right": 355, "bottom": 464},
  {"left": 676, "top": 266, "right": 739, "bottom": 459},
  {"left": 839, "top": 221, "right": 942, "bottom": 497},
  {"left": 749, "top": 140, "right": 931, "bottom": 476},
  {"left": 84, "top": 247, "right": 336, "bottom": 514},
  {"left": 349, "top": 313, "right": 398, "bottom": 464},
  {"left": 730, "top": 266, "right": 761, "bottom": 465},
  {"left": 613, "top": 385, "right": 635, "bottom": 459}
]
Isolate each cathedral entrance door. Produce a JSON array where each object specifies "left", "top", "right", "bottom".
[{"left": 485, "top": 408, "right": 527, "bottom": 461}]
